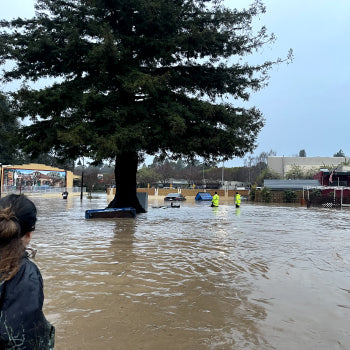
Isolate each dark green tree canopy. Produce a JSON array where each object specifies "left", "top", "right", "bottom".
[
  {"left": 333, "top": 149, "right": 345, "bottom": 157},
  {"left": 0, "top": 0, "right": 289, "bottom": 211},
  {"left": 0, "top": 93, "right": 20, "bottom": 164},
  {"left": 0, "top": 0, "right": 281, "bottom": 161},
  {"left": 299, "top": 149, "right": 306, "bottom": 157}
]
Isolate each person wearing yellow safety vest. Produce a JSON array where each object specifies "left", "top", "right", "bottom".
[
  {"left": 211, "top": 192, "right": 219, "bottom": 207},
  {"left": 235, "top": 192, "right": 241, "bottom": 208}
]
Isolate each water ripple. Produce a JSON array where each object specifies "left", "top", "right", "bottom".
[{"left": 26, "top": 196, "right": 350, "bottom": 349}]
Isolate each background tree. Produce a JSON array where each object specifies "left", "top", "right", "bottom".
[
  {"left": 284, "top": 165, "right": 317, "bottom": 180},
  {"left": 136, "top": 166, "right": 160, "bottom": 187},
  {"left": 299, "top": 149, "right": 306, "bottom": 157},
  {"left": 0, "top": 91, "right": 75, "bottom": 168},
  {"left": 285, "top": 165, "right": 304, "bottom": 179},
  {"left": 0, "top": 93, "right": 21, "bottom": 164},
  {"left": 304, "top": 167, "right": 319, "bottom": 179},
  {"left": 22, "top": 152, "right": 75, "bottom": 171},
  {"left": 83, "top": 166, "right": 100, "bottom": 194},
  {"left": 205, "top": 167, "right": 223, "bottom": 187},
  {"left": 180, "top": 164, "right": 202, "bottom": 188},
  {"left": 151, "top": 159, "right": 176, "bottom": 185},
  {"left": 255, "top": 167, "right": 281, "bottom": 186},
  {"left": 243, "top": 150, "right": 276, "bottom": 184},
  {"left": 283, "top": 190, "right": 297, "bottom": 203},
  {"left": 333, "top": 149, "right": 345, "bottom": 157},
  {"left": 226, "top": 167, "right": 249, "bottom": 183},
  {"left": 0, "top": 0, "right": 288, "bottom": 212}
]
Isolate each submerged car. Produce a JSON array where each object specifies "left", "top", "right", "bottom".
[{"left": 164, "top": 193, "right": 186, "bottom": 201}]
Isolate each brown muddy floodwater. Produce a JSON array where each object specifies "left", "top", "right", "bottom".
[{"left": 26, "top": 195, "right": 349, "bottom": 350}]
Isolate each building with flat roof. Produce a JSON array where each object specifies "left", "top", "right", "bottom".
[{"left": 268, "top": 156, "right": 348, "bottom": 178}]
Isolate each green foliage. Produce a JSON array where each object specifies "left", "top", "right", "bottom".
[
  {"left": 0, "top": 93, "right": 21, "bottom": 164},
  {"left": 0, "top": 1, "right": 290, "bottom": 209},
  {"left": 137, "top": 166, "right": 160, "bottom": 187},
  {"left": 283, "top": 190, "right": 297, "bottom": 203},
  {"left": 250, "top": 184, "right": 257, "bottom": 201},
  {"left": 249, "top": 185, "right": 271, "bottom": 203},
  {"left": 342, "top": 157, "right": 350, "bottom": 166},
  {"left": 261, "top": 187, "right": 271, "bottom": 203},
  {"left": 307, "top": 189, "right": 322, "bottom": 206},
  {"left": 243, "top": 150, "right": 277, "bottom": 184},
  {"left": 0, "top": 0, "right": 283, "bottom": 165},
  {"left": 303, "top": 167, "right": 319, "bottom": 179},
  {"left": 83, "top": 166, "right": 101, "bottom": 192},
  {"left": 309, "top": 190, "right": 322, "bottom": 200},
  {"left": 333, "top": 149, "right": 345, "bottom": 157},
  {"left": 299, "top": 149, "right": 306, "bottom": 157},
  {"left": 285, "top": 165, "right": 304, "bottom": 179},
  {"left": 285, "top": 165, "right": 317, "bottom": 180},
  {"left": 327, "top": 191, "right": 335, "bottom": 199},
  {"left": 255, "top": 167, "right": 281, "bottom": 186}
]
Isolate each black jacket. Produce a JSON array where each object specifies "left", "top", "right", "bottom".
[{"left": 0, "top": 255, "right": 55, "bottom": 349}]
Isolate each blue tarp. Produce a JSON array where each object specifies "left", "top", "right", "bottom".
[{"left": 195, "top": 192, "right": 213, "bottom": 201}]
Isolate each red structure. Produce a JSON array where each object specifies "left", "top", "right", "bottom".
[{"left": 314, "top": 170, "right": 350, "bottom": 187}]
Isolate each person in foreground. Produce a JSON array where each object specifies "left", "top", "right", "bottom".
[
  {"left": 0, "top": 194, "right": 55, "bottom": 349},
  {"left": 211, "top": 192, "right": 219, "bottom": 207}
]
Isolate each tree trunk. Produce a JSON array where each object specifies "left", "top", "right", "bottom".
[{"left": 107, "top": 151, "right": 146, "bottom": 213}]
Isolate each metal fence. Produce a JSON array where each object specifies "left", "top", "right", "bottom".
[
  {"left": 1, "top": 186, "right": 85, "bottom": 195},
  {"left": 303, "top": 186, "right": 350, "bottom": 208}
]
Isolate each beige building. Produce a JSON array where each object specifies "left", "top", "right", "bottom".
[
  {"left": 1, "top": 163, "right": 74, "bottom": 189},
  {"left": 268, "top": 156, "right": 349, "bottom": 178}
]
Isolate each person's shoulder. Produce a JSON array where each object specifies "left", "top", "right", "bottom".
[
  {"left": 17, "top": 256, "right": 43, "bottom": 284},
  {"left": 5, "top": 256, "right": 43, "bottom": 296}
]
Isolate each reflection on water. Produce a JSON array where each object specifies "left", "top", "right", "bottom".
[{"left": 27, "top": 195, "right": 350, "bottom": 349}]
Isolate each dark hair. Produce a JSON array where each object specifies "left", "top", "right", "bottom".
[
  {"left": 0, "top": 194, "right": 37, "bottom": 236},
  {"left": 0, "top": 207, "right": 20, "bottom": 244},
  {"left": 0, "top": 195, "right": 37, "bottom": 282}
]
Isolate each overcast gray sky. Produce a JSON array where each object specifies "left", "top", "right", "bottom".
[
  {"left": 227, "top": 0, "right": 350, "bottom": 165},
  {"left": 2, "top": 1, "right": 349, "bottom": 167}
]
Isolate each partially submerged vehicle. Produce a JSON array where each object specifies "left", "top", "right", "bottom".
[{"left": 164, "top": 193, "right": 186, "bottom": 201}]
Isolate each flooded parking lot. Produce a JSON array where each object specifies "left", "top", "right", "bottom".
[{"left": 27, "top": 195, "right": 350, "bottom": 349}]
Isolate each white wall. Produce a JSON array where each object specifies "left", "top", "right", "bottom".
[{"left": 268, "top": 157, "right": 348, "bottom": 178}]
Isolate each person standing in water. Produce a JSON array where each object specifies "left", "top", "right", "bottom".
[
  {"left": 211, "top": 192, "right": 219, "bottom": 207},
  {"left": 235, "top": 192, "right": 241, "bottom": 208},
  {"left": 0, "top": 194, "right": 55, "bottom": 349}
]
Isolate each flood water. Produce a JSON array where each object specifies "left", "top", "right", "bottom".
[{"left": 27, "top": 195, "right": 350, "bottom": 350}]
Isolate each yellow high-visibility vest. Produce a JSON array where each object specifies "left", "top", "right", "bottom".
[
  {"left": 235, "top": 194, "right": 241, "bottom": 206},
  {"left": 212, "top": 194, "right": 219, "bottom": 207}
]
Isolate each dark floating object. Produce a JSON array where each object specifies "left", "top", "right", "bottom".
[{"left": 85, "top": 207, "right": 136, "bottom": 219}]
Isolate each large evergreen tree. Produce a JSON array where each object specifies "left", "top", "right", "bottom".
[
  {"left": 0, "top": 0, "right": 286, "bottom": 212},
  {"left": 0, "top": 93, "right": 20, "bottom": 164}
]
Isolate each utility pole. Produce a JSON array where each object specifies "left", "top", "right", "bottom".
[
  {"left": 78, "top": 157, "right": 84, "bottom": 200},
  {"left": 221, "top": 162, "right": 224, "bottom": 189},
  {"left": 0, "top": 163, "right": 2, "bottom": 198}
]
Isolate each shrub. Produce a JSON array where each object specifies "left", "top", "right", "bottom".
[
  {"left": 250, "top": 185, "right": 257, "bottom": 201},
  {"left": 261, "top": 187, "right": 271, "bottom": 203},
  {"left": 283, "top": 190, "right": 297, "bottom": 203}
]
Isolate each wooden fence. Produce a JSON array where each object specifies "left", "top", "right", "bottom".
[
  {"left": 254, "top": 190, "right": 304, "bottom": 203},
  {"left": 107, "top": 187, "right": 350, "bottom": 207},
  {"left": 107, "top": 187, "right": 249, "bottom": 198}
]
